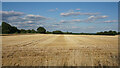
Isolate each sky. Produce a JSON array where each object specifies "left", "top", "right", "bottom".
[
  {"left": 1, "top": 2, "right": 118, "bottom": 33},
  {"left": 2, "top": 0, "right": 120, "bottom": 2}
]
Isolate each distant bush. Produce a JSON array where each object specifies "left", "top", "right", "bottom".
[
  {"left": 31, "top": 29, "right": 36, "bottom": 33},
  {"left": 63, "top": 31, "right": 72, "bottom": 34},
  {"left": 53, "top": 30, "right": 63, "bottom": 34},
  {"left": 20, "top": 29, "right": 37, "bottom": 33},
  {"left": 46, "top": 31, "right": 52, "bottom": 34},
  {"left": 118, "top": 32, "right": 120, "bottom": 35},
  {"left": 37, "top": 27, "right": 46, "bottom": 34},
  {"left": 96, "top": 30, "right": 118, "bottom": 35},
  {"left": 20, "top": 29, "right": 27, "bottom": 33}
]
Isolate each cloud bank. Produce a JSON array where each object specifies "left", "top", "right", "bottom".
[
  {"left": 1, "top": 11, "right": 48, "bottom": 29},
  {"left": 1, "top": 11, "right": 48, "bottom": 23},
  {"left": 60, "top": 15, "right": 113, "bottom": 23}
]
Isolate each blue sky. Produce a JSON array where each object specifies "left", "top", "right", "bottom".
[
  {"left": 2, "top": 0, "right": 120, "bottom": 2},
  {"left": 2, "top": 2, "right": 118, "bottom": 33}
]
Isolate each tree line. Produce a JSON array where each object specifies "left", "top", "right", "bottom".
[
  {"left": 1, "top": 22, "right": 71, "bottom": 34},
  {"left": 0, "top": 22, "right": 119, "bottom": 35},
  {"left": 96, "top": 31, "right": 118, "bottom": 35},
  {"left": 1, "top": 22, "right": 46, "bottom": 34}
]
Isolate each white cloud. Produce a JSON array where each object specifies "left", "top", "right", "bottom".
[
  {"left": 1, "top": 11, "right": 49, "bottom": 30},
  {"left": 1, "top": 11, "right": 24, "bottom": 17},
  {"left": 6, "top": 16, "right": 26, "bottom": 22},
  {"left": 88, "top": 15, "right": 108, "bottom": 19},
  {"left": 60, "top": 19, "right": 83, "bottom": 23},
  {"left": 2, "top": 11, "right": 48, "bottom": 23},
  {"left": 88, "top": 16, "right": 95, "bottom": 19},
  {"left": 60, "top": 15, "right": 109, "bottom": 23},
  {"left": 104, "top": 20, "right": 117, "bottom": 23},
  {"left": 56, "top": 8, "right": 58, "bottom": 10},
  {"left": 87, "top": 26, "right": 95, "bottom": 29},
  {"left": 68, "top": 9, "right": 74, "bottom": 12},
  {"left": 76, "top": 8, "right": 81, "bottom": 10},
  {"left": 1, "top": 11, "right": 25, "bottom": 21},
  {"left": 24, "top": 14, "right": 47, "bottom": 21},
  {"left": 72, "top": 19, "right": 82, "bottom": 22},
  {"left": 48, "top": 8, "right": 58, "bottom": 12},
  {"left": 60, "top": 12, "right": 100, "bottom": 16},
  {"left": 60, "top": 20, "right": 69, "bottom": 23},
  {"left": 86, "top": 15, "right": 108, "bottom": 22},
  {"left": 72, "top": 26, "right": 79, "bottom": 28},
  {"left": 37, "top": 24, "right": 44, "bottom": 27},
  {"left": 24, "top": 21, "right": 34, "bottom": 24}
]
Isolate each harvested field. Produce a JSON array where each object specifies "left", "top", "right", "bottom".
[{"left": 2, "top": 34, "right": 118, "bottom": 66}]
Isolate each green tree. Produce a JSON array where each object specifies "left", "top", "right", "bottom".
[
  {"left": 31, "top": 29, "right": 36, "bottom": 33},
  {"left": 37, "top": 27, "right": 46, "bottom": 34},
  {"left": 20, "top": 29, "right": 27, "bottom": 33},
  {"left": 2, "top": 22, "right": 12, "bottom": 34},
  {"left": 2, "top": 22, "right": 19, "bottom": 34},
  {"left": 0, "top": 26, "right": 2, "bottom": 34},
  {"left": 118, "top": 32, "right": 120, "bottom": 35},
  {"left": 27, "top": 29, "right": 31, "bottom": 33},
  {"left": 11, "top": 26, "right": 20, "bottom": 33},
  {"left": 46, "top": 31, "right": 52, "bottom": 34},
  {"left": 112, "top": 31, "right": 117, "bottom": 35}
]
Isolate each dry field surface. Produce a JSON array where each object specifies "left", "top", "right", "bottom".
[{"left": 2, "top": 34, "right": 118, "bottom": 66}]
